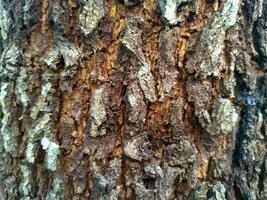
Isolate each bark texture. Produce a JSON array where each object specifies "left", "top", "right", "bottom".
[{"left": 0, "top": 0, "right": 266, "bottom": 199}]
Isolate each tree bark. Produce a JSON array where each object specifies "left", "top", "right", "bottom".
[{"left": 0, "top": 0, "right": 266, "bottom": 199}]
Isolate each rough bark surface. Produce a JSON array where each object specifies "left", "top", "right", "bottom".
[{"left": 0, "top": 0, "right": 266, "bottom": 199}]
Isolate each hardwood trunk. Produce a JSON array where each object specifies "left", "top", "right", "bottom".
[{"left": 0, "top": 0, "right": 266, "bottom": 199}]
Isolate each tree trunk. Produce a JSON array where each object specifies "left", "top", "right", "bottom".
[{"left": 0, "top": 0, "right": 266, "bottom": 199}]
